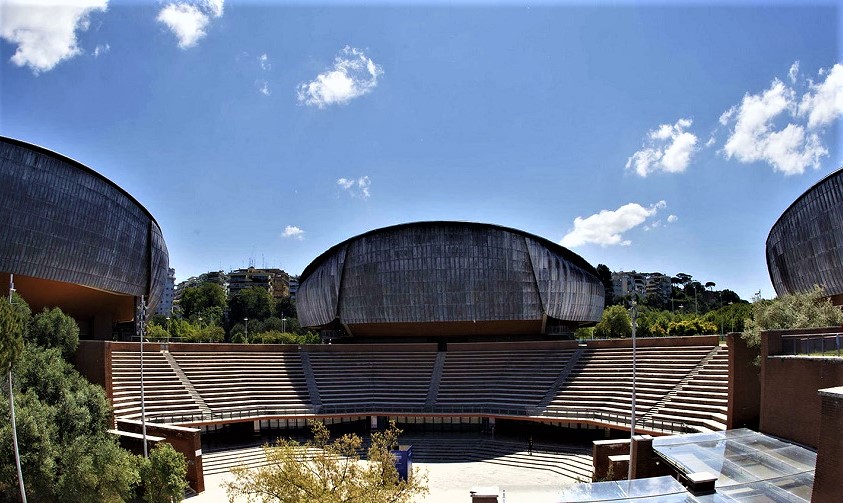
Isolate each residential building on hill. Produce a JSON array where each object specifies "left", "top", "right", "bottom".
[{"left": 228, "top": 267, "right": 290, "bottom": 300}]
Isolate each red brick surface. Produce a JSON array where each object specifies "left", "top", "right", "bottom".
[
  {"left": 727, "top": 333, "right": 760, "bottom": 430},
  {"left": 72, "top": 340, "right": 113, "bottom": 404},
  {"left": 117, "top": 419, "right": 205, "bottom": 493},
  {"left": 760, "top": 330, "right": 843, "bottom": 449},
  {"left": 813, "top": 389, "right": 843, "bottom": 503}
]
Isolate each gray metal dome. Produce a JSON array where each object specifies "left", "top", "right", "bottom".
[{"left": 298, "top": 221, "right": 604, "bottom": 338}]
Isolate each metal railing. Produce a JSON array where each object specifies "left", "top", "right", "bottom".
[
  {"left": 139, "top": 404, "right": 692, "bottom": 434},
  {"left": 781, "top": 332, "right": 843, "bottom": 357}
]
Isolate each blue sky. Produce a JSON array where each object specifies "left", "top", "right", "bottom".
[{"left": 1, "top": 0, "right": 841, "bottom": 300}]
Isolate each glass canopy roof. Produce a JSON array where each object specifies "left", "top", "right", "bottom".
[{"left": 557, "top": 429, "right": 815, "bottom": 502}]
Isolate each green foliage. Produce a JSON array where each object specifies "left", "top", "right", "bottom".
[
  {"left": 594, "top": 305, "right": 632, "bottom": 338},
  {"left": 666, "top": 318, "right": 718, "bottom": 337},
  {"left": 229, "top": 287, "right": 275, "bottom": 323},
  {"left": 0, "top": 296, "right": 27, "bottom": 373},
  {"left": 180, "top": 283, "right": 227, "bottom": 320},
  {"left": 250, "top": 331, "right": 319, "bottom": 345},
  {"left": 275, "top": 295, "right": 298, "bottom": 320},
  {"left": 56, "top": 435, "right": 140, "bottom": 503},
  {"left": 574, "top": 327, "right": 594, "bottom": 339},
  {"left": 230, "top": 325, "right": 248, "bottom": 343},
  {"left": 703, "top": 302, "right": 752, "bottom": 334},
  {"left": 1, "top": 346, "right": 140, "bottom": 501},
  {"left": 187, "top": 325, "right": 225, "bottom": 343},
  {"left": 146, "top": 324, "right": 171, "bottom": 341},
  {"left": 225, "top": 421, "right": 428, "bottom": 503},
  {"left": 29, "top": 307, "right": 80, "bottom": 358},
  {"left": 139, "top": 442, "right": 188, "bottom": 503},
  {"left": 0, "top": 297, "right": 140, "bottom": 501},
  {"left": 595, "top": 264, "right": 615, "bottom": 306},
  {"left": 742, "top": 285, "right": 843, "bottom": 347}
]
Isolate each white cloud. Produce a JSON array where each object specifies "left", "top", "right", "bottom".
[
  {"left": 799, "top": 63, "right": 843, "bottom": 129},
  {"left": 337, "top": 178, "right": 355, "bottom": 189},
  {"left": 297, "top": 46, "right": 383, "bottom": 108},
  {"left": 157, "top": 0, "right": 224, "bottom": 49},
  {"left": 788, "top": 61, "right": 800, "bottom": 84},
  {"left": 92, "top": 43, "right": 109, "bottom": 57},
  {"left": 560, "top": 200, "right": 667, "bottom": 248},
  {"left": 282, "top": 225, "right": 304, "bottom": 240},
  {"left": 0, "top": 0, "right": 107, "bottom": 74},
  {"left": 667, "top": 214, "right": 678, "bottom": 223},
  {"left": 258, "top": 80, "right": 270, "bottom": 96},
  {"left": 721, "top": 78, "right": 826, "bottom": 175},
  {"left": 625, "top": 118, "right": 699, "bottom": 177},
  {"left": 259, "top": 53, "right": 270, "bottom": 70},
  {"left": 705, "top": 137, "right": 716, "bottom": 148},
  {"left": 337, "top": 176, "right": 371, "bottom": 198}
]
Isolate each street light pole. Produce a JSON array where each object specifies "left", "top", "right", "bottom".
[
  {"left": 628, "top": 294, "right": 638, "bottom": 481},
  {"left": 244, "top": 317, "right": 248, "bottom": 340},
  {"left": 139, "top": 296, "right": 148, "bottom": 458},
  {"left": 8, "top": 274, "right": 27, "bottom": 502}
]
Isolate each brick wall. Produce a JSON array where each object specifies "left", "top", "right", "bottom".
[
  {"left": 727, "top": 333, "right": 759, "bottom": 430},
  {"left": 592, "top": 439, "right": 629, "bottom": 481},
  {"left": 813, "top": 387, "right": 843, "bottom": 503},
  {"left": 72, "top": 340, "right": 113, "bottom": 403},
  {"left": 585, "top": 335, "right": 719, "bottom": 349},
  {"left": 117, "top": 419, "right": 204, "bottom": 493},
  {"left": 759, "top": 329, "right": 843, "bottom": 449}
]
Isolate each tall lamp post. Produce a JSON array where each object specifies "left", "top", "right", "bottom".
[
  {"left": 628, "top": 293, "right": 639, "bottom": 481},
  {"left": 8, "top": 274, "right": 26, "bottom": 502},
  {"left": 244, "top": 317, "right": 249, "bottom": 340},
  {"left": 138, "top": 296, "right": 148, "bottom": 458}
]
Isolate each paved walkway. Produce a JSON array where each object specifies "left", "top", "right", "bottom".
[
  {"left": 189, "top": 437, "right": 589, "bottom": 502},
  {"left": 191, "top": 460, "right": 577, "bottom": 502}
]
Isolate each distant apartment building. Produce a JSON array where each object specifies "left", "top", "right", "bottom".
[
  {"left": 174, "top": 270, "right": 229, "bottom": 303},
  {"left": 288, "top": 276, "right": 299, "bottom": 300},
  {"left": 228, "top": 267, "right": 290, "bottom": 300},
  {"left": 612, "top": 270, "right": 672, "bottom": 302},
  {"left": 155, "top": 268, "right": 176, "bottom": 315}
]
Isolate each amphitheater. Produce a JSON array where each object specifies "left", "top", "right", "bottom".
[
  {"left": 107, "top": 338, "right": 728, "bottom": 436},
  {"left": 94, "top": 221, "right": 735, "bottom": 499},
  {"left": 7, "top": 136, "right": 839, "bottom": 500}
]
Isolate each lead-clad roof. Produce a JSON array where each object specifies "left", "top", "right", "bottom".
[
  {"left": 298, "top": 222, "right": 604, "bottom": 328},
  {"left": 0, "top": 136, "right": 169, "bottom": 310}
]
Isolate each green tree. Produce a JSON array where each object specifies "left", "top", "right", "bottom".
[
  {"left": 225, "top": 421, "right": 428, "bottom": 503},
  {"left": 179, "top": 283, "right": 227, "bottom": 319},
  {"left": 593, "top": 305, "right": 632, "bottom": 338},
  {"left": 186, "top": 325, "right": 224, "bottom": 343},
  {"left": 229, "top": 287, "right": 274, "bottom": 323},
  {"left": 0, "top": 296, "right": 26, "bottom": 373},
  {"left": 275, "top": 295, "right": 298, "bottom": 320},
  {"left": 29, "top": 307, "right": 80, "bottom": 358},
  {"left": 0, "top": 292, "right": 30, "bottom": 503},
  {"left": 742, "top": 285, "right": 843, "bottom": 348},
  {"left": 666, "top": 318, "right": 718, "bottom": 337},
  {"left": 56, "top": 435, "right": 140, "bottom": 503},
  {"left": 1, "top": 299, "right": 141, "bottom": 501},
  {"left": 139, "top": 442, "right": 188, "bottom": 503},
  {"left": 595, "top": 264, "right": 615, "bottom": 306}
]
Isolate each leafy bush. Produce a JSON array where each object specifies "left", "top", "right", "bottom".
[
  {"left": 138, "top": 442, "right": 187, "bottom": 503},
  {"left": 743, "top": 285, "right": 843, "bottom": 347}
]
